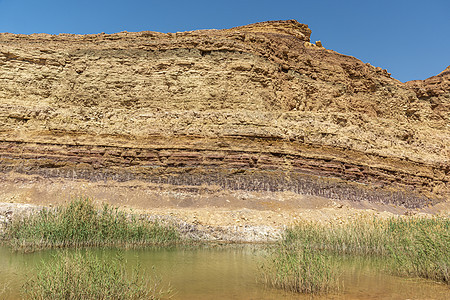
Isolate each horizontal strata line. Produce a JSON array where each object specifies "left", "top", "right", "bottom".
[
  {"left": 0, "top": 144, "right": 441, "bottom": 206},
  {"left": 0, "top": 130, "right": 442, "bottom": 167},
  {"left": 0, "top": 150, "right": 445, "bottom": 190},
  {"left": 0, "top": 165, "right": 435, "bottom": 209},
  {"left": 0, "top": 149, "right": 445, "bottom": 190},
  {"left": 0, "top": 142, "right": 442, "bottom": 174},
  {"left": 0, "top": 138, "right": 444, "bottom": 170}
]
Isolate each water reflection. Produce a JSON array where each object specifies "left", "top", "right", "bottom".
[{"left": 0, "top": 245, "right": 448, "bottom": 299}]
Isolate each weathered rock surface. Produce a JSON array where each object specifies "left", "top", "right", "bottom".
[
  {"left": 0, "top": 20, "right": 448, "bottom": 207},
  {"left": 406, "top": 65, "right": 450, "bottom": 122}
]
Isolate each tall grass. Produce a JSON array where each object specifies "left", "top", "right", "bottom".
[
  {"left": 5, "top": 197, "right": 181, "bottom": 251},
  {"left": 261, "top": 243, "right": 338, "bottom": 294},
  {"left": 262, "top": 216, "right": 449, "bottom": 294},
  {"left": 388, "top": 217, "right": 449, "bottom": 284},
  {"left": 283, "top": 216, "right": 394, "bottom": 255},
  {"left": 22, "top": 251, "right": 169, "bottom": 300}
]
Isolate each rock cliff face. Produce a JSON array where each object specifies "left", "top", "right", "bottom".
[
  {"left": 406, "top": 66, "right": 450, "bottom": 122},
  {"left": 0, "top": 20, "right": 448, "bottom": 207}
]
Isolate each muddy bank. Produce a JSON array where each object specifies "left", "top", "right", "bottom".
[
  {"left": 1, "top": 173, "right": 448, "bottom": 243},
  {"left": 0, "top": 202, "right": 283, "bottom": 242},
  {"left": 2, "top": 199, "right": 448, "bottom": 243}
]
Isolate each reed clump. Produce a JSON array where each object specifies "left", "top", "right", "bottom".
[
  {"left": 387, "top": 217, "right": 449, "bottom": 284},
  {"left": 261, "top": 243, "right": 338, "bottom": 294},
  {"left": 283, "top": 216, "right": 394, "bottom": 255},
  {"left": 22, "top": 251, "right": 169, "bottom": 300},
  {"left": 5, "top": 197, "right": 181, "bottom": 251},
  {"left": 262, "top": 216, "right": 449, "bottom": 294}
]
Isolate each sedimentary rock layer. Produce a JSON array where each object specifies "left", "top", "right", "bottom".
[{"left": 0, "top": 20, "right": 448, "bottom": 207}]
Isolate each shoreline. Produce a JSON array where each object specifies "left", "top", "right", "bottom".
[
  {"left": 1, "top": 173, "right": 448, "bottom": 243},
  {"left": 2, "top": 200, "right": 448, "bottom": 244}
]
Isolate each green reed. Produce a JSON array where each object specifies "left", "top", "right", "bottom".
[
  {"left": 5, "top": 197, "right": 181, "bottom": 251},
  {"left": 261, "top": 242, "right": 338, "bottom": 294},
  {"left": 283, "top": 216, "right": 395, "bottom": 255},
  {"left": 387, "top": 217, "right": 449, "bottom": 284},
  {"left": 22, "top": 250, "right": 170, "bottom": 300},
  {"left": 262, "top": 216, "right": 449, "bottom": 294}
]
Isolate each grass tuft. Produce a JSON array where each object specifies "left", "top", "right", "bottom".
[
  {"left": 261, "top": 242, "right": 338, "bottom": 294},
  {"left": 387, "top": 217, "right": 449, "bottom": 284},
  {"left": 262, "top": 216, "right": 449, "bottom": 294},
  {"left": 22, "top": 250, "right": 169, "bottom": 300},
  {"left": 5, "top": 197, "right": 181, "bottom": 251}
]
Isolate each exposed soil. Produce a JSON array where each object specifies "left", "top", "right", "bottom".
[{"left": 1, "top": 173, "right": 448, "bottom": 242}]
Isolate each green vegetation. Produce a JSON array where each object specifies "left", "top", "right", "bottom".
[
  {"left": 5, "top": 197, "right": 181, "bottom": 251},
  {"left": 261, "top": 243, "right": 338, "bottom": 294},
  {"left": 282, "top": 216, "right": 394, "bottom": 255},
  {"left": 262, "top": 216, "right": 449, "bottom": 294},
  {"left": 22, "top": 251, "right": 169, "bottom": 300},
  {"left": 3, "top": 196, "right": 448, "bottom": 296},
  {"left": 388, "top": 217, "right": 449, "bottom": 284}
]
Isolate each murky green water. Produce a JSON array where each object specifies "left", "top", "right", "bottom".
[{"left": 0, "top": 245, "right": 448, "bottom": 299}]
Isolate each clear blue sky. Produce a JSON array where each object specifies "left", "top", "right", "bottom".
[{"left": 0, "top": 0, "right": 448, "bottom": 82}]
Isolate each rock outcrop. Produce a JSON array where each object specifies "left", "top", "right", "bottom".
[
  {"left": 0, "top": 20, "right": 448, "bottom": 207},
  {"left": 406, "top": 65, "right": 450, "bottom": 122}
]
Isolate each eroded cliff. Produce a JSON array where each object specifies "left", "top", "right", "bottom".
[{"left": 0, "top": 20, "right": 448, "bottom": 207}]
